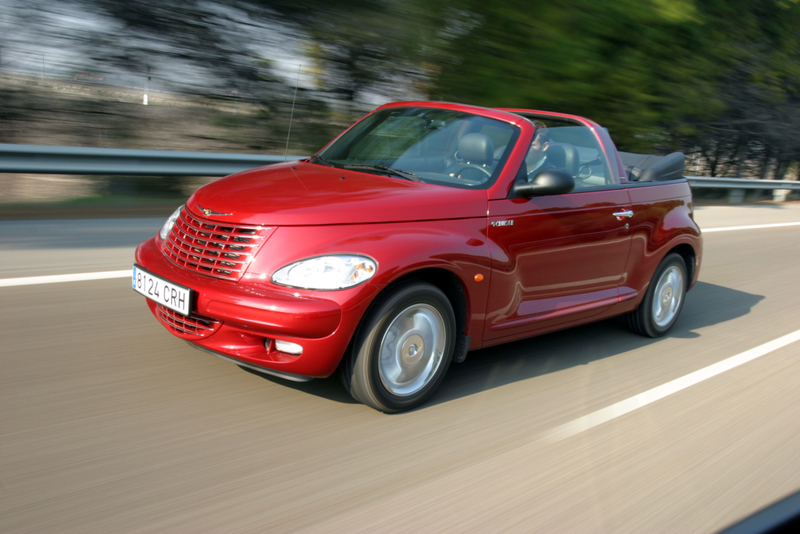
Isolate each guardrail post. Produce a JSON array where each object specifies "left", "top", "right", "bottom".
[
  {"left": 773, "top": 189, "right": 790, "bottom": 202},
  {"left": 727, "top": 189, "right": 745, "bottom": 203}
]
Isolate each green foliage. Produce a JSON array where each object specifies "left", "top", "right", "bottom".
[
  {"left": 426, "top": 0, "right": 718, "bottom": 151},
  {"left": 676, "top": 0, "right": 800, "bottom": 176},
  {"left": 421, "top": 0, "right": 800, "bottom": 173},
  {"left": 3, "top": 0, "right": 799, "bottom": 176}
]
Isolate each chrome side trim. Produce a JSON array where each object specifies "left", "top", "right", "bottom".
[{"left": 186, "top": 342, "right": 313, "bottom": 383}]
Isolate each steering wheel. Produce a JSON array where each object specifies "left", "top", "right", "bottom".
[
  {"left": 450, "top": 164, "right": 493, "bottom": 180},
  {"left": 577, "top": 165, "right": 593, "bottom": 179}
]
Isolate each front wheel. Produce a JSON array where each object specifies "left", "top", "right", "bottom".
[
  {"left": 341, "top": 281, "right": 456, "bottom": 412},
  {"left": 626, "top": 253, "right": 687, "bottom": 337}
]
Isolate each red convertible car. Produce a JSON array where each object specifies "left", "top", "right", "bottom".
[{"left": 134, "top": 101, "right": 702, "bottom": 412}]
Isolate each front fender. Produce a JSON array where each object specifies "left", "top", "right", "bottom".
[{"left": 244, "top": 218, "right": 493, "bottom": 345}]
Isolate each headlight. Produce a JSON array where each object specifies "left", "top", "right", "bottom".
[
  {"left": 159, "top": 205, "right": 184, "bottom": 240},
  {"left": 271, "top": 255, "right": 377, "bottom": 290}
]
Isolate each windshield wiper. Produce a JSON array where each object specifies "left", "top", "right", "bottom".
[
  {"left": 309, "top": 154, "right": 336, "bottom": 167},
  {"left": 343, "top": 164, "right": 423, "bottom": 182}
]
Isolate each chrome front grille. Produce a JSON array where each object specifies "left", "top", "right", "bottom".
[
  {"left": 163, "top": 207, "right": 271, "bottom": 281},
  {"left": 156, "top": 304, "right": 220, "bottom": 338}
]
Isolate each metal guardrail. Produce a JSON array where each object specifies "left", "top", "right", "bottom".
[
  {"left": 685, "top": 176, "right": 800, "bottom": 202},
  {"left": 686, "top": 176, "right": 800, "bottom": 190},
  {"left": 0, "top": 144, "right": 797, "bottom": 199},
  {"left": 0, "top": 143, "right": 306, "bottom": 176}
]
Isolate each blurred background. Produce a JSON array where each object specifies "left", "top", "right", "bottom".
[
  {"left": 1, "top": 0, "right": 799, "bottom": 207},
  {"left": 3, "top": 5, "right": 800, "bottom": 531}
]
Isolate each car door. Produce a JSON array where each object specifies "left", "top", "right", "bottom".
[{"left": 483, "top": 126, "right": 633, "bottom": 343}]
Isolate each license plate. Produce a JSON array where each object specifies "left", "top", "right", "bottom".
[{"left": 132, "top": 265, "right": 192, "bottom": 316}]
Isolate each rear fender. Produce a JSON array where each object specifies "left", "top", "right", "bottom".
[{"left": 621, "top": 182, "right": 702, "bottom": 306}]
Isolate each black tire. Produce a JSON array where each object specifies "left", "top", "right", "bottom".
[
  {"left": 341, "top": 281, "right": 456, "bottom": 413},
  {"left": 626, "top": 253, "right": 687, "bottom": 337}
]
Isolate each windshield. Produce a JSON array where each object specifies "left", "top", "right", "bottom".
[{"left": 314, "top": 107, "right": 520, "bottom": 189}]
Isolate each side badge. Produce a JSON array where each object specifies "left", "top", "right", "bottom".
[{"left": 491, "top": 220, "right": 514, "bottom": 227}]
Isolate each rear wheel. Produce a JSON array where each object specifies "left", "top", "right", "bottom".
[
  {"left": 626, "top": 253, "right": 687, "bottom": 337},
  {"left": 341, "top": 281, "right": 456, "bottom": 412}
]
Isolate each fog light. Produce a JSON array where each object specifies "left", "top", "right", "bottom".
[{"left": 275, "top": 340, "right": 303, "bottom": 355}]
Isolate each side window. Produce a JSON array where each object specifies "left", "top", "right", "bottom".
[{"left": 531, "top": 126, "right": 615, "bottom": 189}]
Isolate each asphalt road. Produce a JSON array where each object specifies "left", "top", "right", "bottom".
[{"left": 2, "top": 204, "right": 800, "bottom": 533}]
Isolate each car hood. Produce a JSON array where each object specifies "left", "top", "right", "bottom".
[{"left": 187, "top": 160, "right": 489, "bottom": 226}]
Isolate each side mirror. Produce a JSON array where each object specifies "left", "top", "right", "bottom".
[{"left": 511, "top": 168, "right": 575, "bottom": 197}]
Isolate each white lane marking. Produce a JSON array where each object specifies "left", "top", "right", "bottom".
[
  {"left": 543, "top": 329, "right": 800, "bottom": 442},
  {"left": 703, "top": 222, "right": 800, "bottom": 233},
  {"left": 0, "top": 269, "right": 132, "bottom": 288},
  {"left": 0, "top": 222, "right": 794, "bottom": 287}
]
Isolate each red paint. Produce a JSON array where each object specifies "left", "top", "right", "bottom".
[
  {"left": 188, "top": 162, "right": 488, "bottom": 226},
  {"left": 135, "top": 101, "right": 702, "bottom": 380},
  {"left": 484, "top": 189, "right": 633, "bottom": 342}
]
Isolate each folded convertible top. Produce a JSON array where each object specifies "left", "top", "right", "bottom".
[{"left": 619, "top": 151, "right": 685, "bottom": 182}]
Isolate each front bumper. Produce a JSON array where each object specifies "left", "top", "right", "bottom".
[{"left": 135, "top": 237, "right": 380, "bottom": 378}]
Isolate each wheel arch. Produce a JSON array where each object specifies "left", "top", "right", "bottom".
[
  {"left": 384, "top": 268, "right": 469, "bottom": 341},
  {"left": 344, "top": 266, "right": 472, "bottom": 371},
  {"left": 340, "top": 268, "right": 468, "bottom": 411},
  {"left": 665, "top": 242, "right": 697, "bottom": 290}
]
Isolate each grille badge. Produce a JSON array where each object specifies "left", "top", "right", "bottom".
[{"left": 197, "top": 204, "right": 232, "bottom": 217}]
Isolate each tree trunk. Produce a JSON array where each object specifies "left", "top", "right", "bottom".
[
  {"left": 759, "top": 146, "right": 773, "bottom": 180},
  {"left": 735, "top": 136, "right": 747, "bottom": 178},
  {"left": 709, "top": 142, "right": 720, "bottom": 177},
  {"left": 773, "top": 159, "right": 789, "bottom": 180}
]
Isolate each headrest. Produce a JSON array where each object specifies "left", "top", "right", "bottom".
[
  {"left": 458, "top": 133, "right": 494, "bottom": 166},
  {"left": 546, "top": 143, "right": 579, "bottom": 176}
]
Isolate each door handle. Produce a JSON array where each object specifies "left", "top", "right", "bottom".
[{"left": 613, "top": 210, "right": 634, "bottom": 221}]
